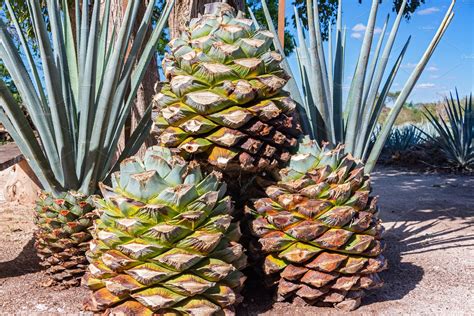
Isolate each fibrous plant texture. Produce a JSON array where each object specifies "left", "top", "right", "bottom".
[
  {"left": 154, "top": 2, "right": 301, "bottom": 174},
  {"left": 35, "top": 192, "right": 94, "bottom": 287},
  {"left": 84, "top": 147, "right": 247, "bottom": 315},
  {"left": 248, "top": 138, "right": 386, "bottom": 311}
]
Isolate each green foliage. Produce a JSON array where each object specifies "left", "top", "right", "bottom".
[
  {"left": 0, "top": 0, "right": 170, "bottom": 59},
  {"left": 379, "top": 104, "right": 428, "bottom": 125},
  {"left": 246, "top": 0, "right": 426, "bottom": 55},
  {"left": 152, "top": 0, "right": 170, "bottom": 58},
  {"left": 0, "top": 0, "right": 46, "bottom": 41},
  {"left": 260, "top": 0, "right": 454, "bottom": 174},
  {"left": 384, "top": 124, "right": 423, "bottom": 152},
  {"left": 0, "top": 0, "right": 174, "bottom": 195},
  {"left": 421, "top": 91, "right": 474, "bottom": 170},
  {"left": 390, "top": 0, "right": 426, "bottom": 20},
  {"left": 0, "top": 61, "right": 19, "bottom": 103}
]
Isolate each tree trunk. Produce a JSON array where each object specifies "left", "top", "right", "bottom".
[
  {"left": 128, "top": 0, "right": 158, "bottom": 156},
  {"left": 106, "top": 0, "right": 159, "bottom": 158},
  {"left": 168, "top": 0, "right": 245, "bottom": 38}
]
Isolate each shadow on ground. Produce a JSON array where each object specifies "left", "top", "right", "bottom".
[
  {"left": 238, "top": 168, "right": 474, "bottom": 314},
  {"left": 0, "top": 237, "right": 42, "bottom": 278},
  {"left": 372, "top": 168, "right": 474, "bottom": 223}
]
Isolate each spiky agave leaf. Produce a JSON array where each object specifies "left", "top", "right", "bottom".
[
  {"left": 248, "top": 137, "right": 386, "bottom": 311},
  {"left": 421, "top": 90, "right": 474, "bottom": 169},
  {"left": 383, "top": 124, "right": 423, "bottom": 153},
  {"left": 0, "top": 0, "right": 174, "bottom": 195},
  {"left": 153, "top": 2, "right": 301, "bottom": 174},
  {"left": 260, "top": 0, "right": 455, "bottom": 173},
  {"left": 84, "top": 146, "right": 247, "bottom": 314}
]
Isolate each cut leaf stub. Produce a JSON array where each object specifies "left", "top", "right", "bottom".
[
  {"left": 84, "top": 146, "right": 247, "bottom": 314},
  {"left": 153, "top": 3, "right": 301, "bottom": 174},
  {"left": 248, "top": 139, "right": 387, "bottom": 311}
]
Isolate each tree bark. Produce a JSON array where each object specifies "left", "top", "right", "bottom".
[
  {"left": 168, "top": 0, "right": 245, "bottom": 38},
  {"left": 105, "top": 0, "right": 159, "bottom": 157},
  {"left": 128, "top": 0, "right": 158, "bottom": 155}
]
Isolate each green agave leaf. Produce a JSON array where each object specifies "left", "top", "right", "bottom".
[
  {"left": 344, "top": 0, "right": 379, "bottom": 154},
  {"left": 0, "top": 20, "right": 64, "bottom": 187},
  {"left": 29, "top": 0, "right": 78, "bottom": 188},
  {"left": 0, "top": 83, "right": 59, "bottom": 194},
  {"left": 366, "top": 1, "right": 455, "bottom": 173},
  {"left": 0, "top": 0, "right": 175, "bottom": 196},
  {"left": 259, "top": 0, "right": 453, "bottom": 171},
  {"left": 260, "top": 0, "right": 310, "bottom": 134}
]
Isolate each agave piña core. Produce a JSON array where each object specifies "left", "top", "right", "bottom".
[
  {"left": 84, "top": 147, "right": 247, "bottom": 315},
  {"left": 154, "top": 2, "right": 301, "bottom": 174},
  {"left": 35, "top": 192, "right": 94, "bottom": 286},
  {"left": 248, "top": 138, "right": 386, "bottom": 311}
]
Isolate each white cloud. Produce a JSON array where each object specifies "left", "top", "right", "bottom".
[
  {"left": 401, "top": 63, "right": 417, "bottom": 69},
  {"left": 417, "top": 7, "right": 440, "bottom": 15},
  {"left": 351, "top": 23, "right": 383, "bottom": 34},
  {"left": 351, "top": 23, "right": 383, "bottom": 40},
  {"left": 427, "top": 66, "right": 439, "bottom": 72},
  {"left": 416, "top": 83, "right": 436, "bottom": 89},
  {"left": 352, "top": 23, "right": 367, "bottom": 32}
]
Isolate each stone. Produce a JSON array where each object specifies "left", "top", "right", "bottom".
[{"left": 0, "top": 159, "right": 41, "bottom": 204}]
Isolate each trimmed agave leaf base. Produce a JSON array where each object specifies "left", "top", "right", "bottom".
[
  {"left": 249, "top": 140, "right": 387, "bottom": 311},
  {"left": 34, "top": 191, "right": 95, "bottom": 287},
  {"left": 154, "top": 2, "right": 302, "bottom": 174}
]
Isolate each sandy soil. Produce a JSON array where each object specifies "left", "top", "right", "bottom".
[{"left": 0, "top": 167, "right": 473, "bottom": 315}]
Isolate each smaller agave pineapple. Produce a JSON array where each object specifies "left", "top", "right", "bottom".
[
  {"left": 35, "top": 192, "right": 94, "bottom": 287},
  {"left": 248, "top": 138, "right": 386, "bottom": 311},
  {"left": 84, "top": 147, "right": 247, "bottom": 315}
]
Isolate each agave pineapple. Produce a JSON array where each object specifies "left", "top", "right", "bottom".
[
  {"left": 34, "top": 192, "right": 95, "bottom": 287},
  {"left": 154, "top": 2, "right": 301, "bottom": 174},
  {"left": 248, "top": 139, "right": 386, "bottom": 311},
  {"left": 84, "top": 147, "right": 247, "bottom": 315}
]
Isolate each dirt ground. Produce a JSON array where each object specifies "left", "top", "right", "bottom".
[{"left": 0, "top": 167, "right": 473, "bottom": 315}]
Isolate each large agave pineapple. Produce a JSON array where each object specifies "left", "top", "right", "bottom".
[
  {"left": 248, "top": 139, "right": 386, "bottom": 311},
  {"left": 154, "top": 2, "right": 301, "bottom": 174},
  {"left": 84, "top": 147, "right": 247, "bottom": 315},
  {"left": 35, "top": 192, "right": 95, "bottom": 287}
]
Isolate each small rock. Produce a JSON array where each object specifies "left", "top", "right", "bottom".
[
  {"left": 35, "top": 304, "right": 48, "bottom": 311},
  {"left": 40, "top": 279, "right": 54, "bottom": 287}
]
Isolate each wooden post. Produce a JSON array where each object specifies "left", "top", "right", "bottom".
[{"left": 278, "top": 0, "right": 286, "bottom": 49}]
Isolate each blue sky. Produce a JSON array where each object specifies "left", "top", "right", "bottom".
[{"left": 284, "top": 0, "right": 473, "bottom": 103}]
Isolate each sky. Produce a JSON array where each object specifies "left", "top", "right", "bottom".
[
  {"left": 2, "top": 1, "right": 472, "bottom": 104},
  {"left": 284, "top": 0, "right": 474, "bottom": 104}
]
